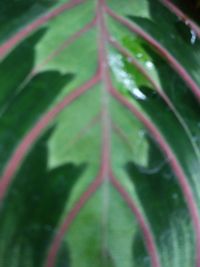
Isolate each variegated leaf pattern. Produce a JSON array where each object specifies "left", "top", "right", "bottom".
[{"left": 0, "top": 1, "right": 200, "bottom": 267}]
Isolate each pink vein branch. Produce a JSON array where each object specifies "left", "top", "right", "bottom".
[
  {"left": 34, "top": 17, "right": 97, "bottom": 73},
  {"left": 0, "top": 73, "right": 100, "bottom": 202},
  {"left": 0, "top": 0, "right": 85, "bottom": 58},
  {"left": 109, "top": 37, "right": 200, "bottom": 159},
  {"left": 112, "top": 121, "right": 132, "bottom": 152},
  {"left": 66, "top": 113, "right": 100, "bottom": 151},
  {"left": 105, "top": 7, "right": 200, "bottom": 102},
  {"left": 45, "top": 174, "right": 103, "bottom": 267},
  {"left": 110, "top": 172, "right": 161, "bottom": 267},
  {"left": 15, "top": 16, "right": 96, "bottom": 93},
  {"left": 160, "top": 0, "right": 200, "bottom": 39},
  {"left": 10, "top": 17, "right": 96, "bottom": 100},
  {"left": 110, "top": 86, "right": 200, "bottom": 267}
]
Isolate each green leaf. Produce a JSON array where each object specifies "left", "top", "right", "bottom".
[{"left": 0, "top": 1, "right": 200, "bottom": 267}]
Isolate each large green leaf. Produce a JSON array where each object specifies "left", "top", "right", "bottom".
[{"left": 0, "top": 0, "right": 200, "bottom": 267}]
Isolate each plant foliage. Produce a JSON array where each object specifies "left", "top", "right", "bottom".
[{"left": 0, "top": 1, "right": 200, "bottom": 267}]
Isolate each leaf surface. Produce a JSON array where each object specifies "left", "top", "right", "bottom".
[{"left": 0, "top": 1, "right": 200, "bottom": 267}]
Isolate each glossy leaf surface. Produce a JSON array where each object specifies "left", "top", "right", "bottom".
[{"left": 0, "top": 1, "right": 200, "bottom": 267}]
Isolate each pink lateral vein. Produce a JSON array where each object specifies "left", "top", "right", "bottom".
[
  {"left": 112, "top": 121, "right": 133, "bottom": 152},
  {"left": 160, "top": 0, "right": 200, "bottom": 39},
  {"left": 0, "top": 0, "right": 85, "bottom": 58},
  {"left": 105, "top": 7, "right": 200, "bottom": 102},
  {"left": 110, "top": 86, "right": 200, "bottom": 267},
  {"left": 109, "top": 37, "right": 200, "bottom": 159},
  {"left": 109, "top": 36, "right": 162, "bottom": 92},
  {"left": 44, "top": 173, "right": 103, "bottom": 267},
  {"left": 110, "top": 172, "right": 161, "bottom": 267},
  {"left": 65, "top": 113, "right": 100, "bottom": 152},
  {"left": 34, "top": 17, "right": 97, "bottom": 73},
  {"left": 0, "top": 73, "right": 100, "bottom": 202}
]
